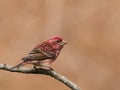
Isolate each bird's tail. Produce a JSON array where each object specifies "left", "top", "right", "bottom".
[{"left": 12, "top": 62, "right": 26, "bottom": 69}]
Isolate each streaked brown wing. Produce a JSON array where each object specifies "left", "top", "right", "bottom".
[
  {"left": 22, "top": 48, "right": 55, "bottom": 61},
  {"left": 29, "top": 48, "right": 41, "bottom": 54},
  {"left": 22, "top": 53, "right": 49, "bottom": 61}
]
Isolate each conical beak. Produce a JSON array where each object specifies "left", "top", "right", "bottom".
[{"left": 62, "top": 40, "right": 68, "bottom": 45}]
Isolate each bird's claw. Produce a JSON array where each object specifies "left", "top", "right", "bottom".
[
  {"left": 34, "top": 66, "right": 39, "bottom": 71},
  {"left": 33, "top": 66, "right": 54, "bottom": 71},
  {"left": 49, "top": 67, "right": 54, "bottom": 71}
]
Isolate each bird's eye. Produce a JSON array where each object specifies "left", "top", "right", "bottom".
[{"left": 56, "top": 40, "right": 60, "bottom": 43}]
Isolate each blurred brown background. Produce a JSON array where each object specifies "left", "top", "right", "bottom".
[{"left": 0, "top": 0, "right": 120, "bottom": 90}]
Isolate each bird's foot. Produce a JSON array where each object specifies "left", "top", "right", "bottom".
[
  {"left": 33, "top": 66, "right": 54, "bottom": 71},
  {"left": 49, "top": 67, "right": 54, "bottom": 71},
  {"left": 33, "top": 66, "right": 39, "bottom": 72}
]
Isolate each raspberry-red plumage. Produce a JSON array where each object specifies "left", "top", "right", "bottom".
[{"left": 13, "top": 36, "right": 67, "bottom": 69}]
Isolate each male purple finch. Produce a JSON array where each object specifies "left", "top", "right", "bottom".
[{"left": 13, "top": 36, "right": 67, "bottom": 69}]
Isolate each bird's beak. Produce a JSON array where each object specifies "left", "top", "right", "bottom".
[{"left": 61, "top": 40, "right": 68, "bottom": 45}]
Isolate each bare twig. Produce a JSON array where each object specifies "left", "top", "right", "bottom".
[{"left": 0, "top": 64, "right": 81, "bottom": 90}]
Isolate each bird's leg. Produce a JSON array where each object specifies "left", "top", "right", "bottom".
[
  {"left": 33, "top": 65, "right": 53, "bottom": 71},
  {"left": 33, "top": 66, "right": 39, "bottom": 71},
  {"left": 49, "top": 67, "right": 54, "bottom": 70}
]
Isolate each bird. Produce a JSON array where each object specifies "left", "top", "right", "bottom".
[{"left": 12, "top": 36, "right": 67, "bottom": 70}]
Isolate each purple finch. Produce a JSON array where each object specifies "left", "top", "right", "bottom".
[{"left": 13, "top": 36, "right": 67, "bottom": 69}]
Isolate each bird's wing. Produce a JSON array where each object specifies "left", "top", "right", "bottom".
[
  {"left": 30, "top": 47, "right": 55, "bottom": 57},
  {"left": 22, "top": 48, "right": 55, "bottom": 61},
  {"left": 22, "top": 53, "right": 49, "bottom": 61},
  {"left": 29, "top": 48, "right": 41, "bottom": 54}
]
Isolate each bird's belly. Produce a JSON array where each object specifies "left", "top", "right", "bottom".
[
  {"left": 34, "top": 62, "right": 49, "bottom": 67},
  {"left": 32, "top": 59, "right": 53, "bottom": 67}
]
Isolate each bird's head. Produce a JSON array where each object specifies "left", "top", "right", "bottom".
[{"left": 48, "top": 36, "right": 67, "bottom": 50}]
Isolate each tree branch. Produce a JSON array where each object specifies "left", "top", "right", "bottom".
[{"left": 0, "top": 64, "right": 81, "bottom": 90}]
